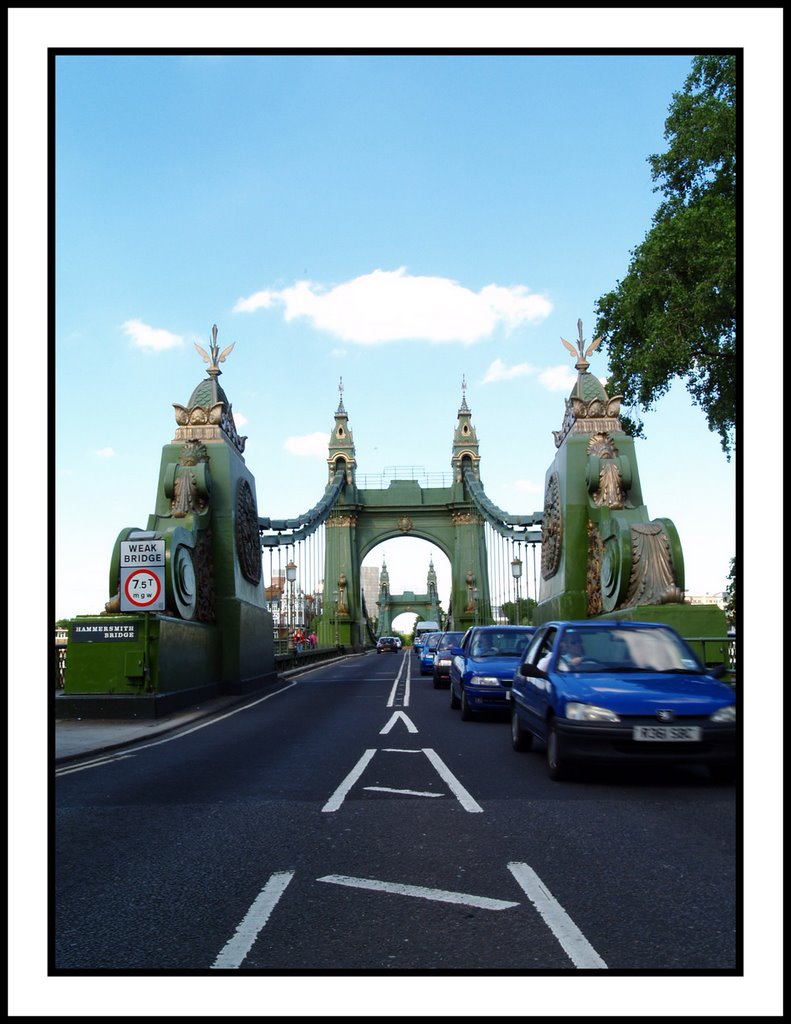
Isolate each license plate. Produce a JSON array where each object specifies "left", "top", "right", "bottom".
[{"left": 633, "top": 725, "right": 702, "bottom": 742}]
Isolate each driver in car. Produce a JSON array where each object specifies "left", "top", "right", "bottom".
[
  {"left": 557, "top": 632, "right": 586, "bottom": 671},
  {"left": 474, "top": 633, "right": 499, "bottom": 656}
]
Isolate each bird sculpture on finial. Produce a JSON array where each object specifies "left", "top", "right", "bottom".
[
  {"left": 560, "top": 319, "right": 601, "bottom": 373},
  {"left": 194, "top": 324, "right": 235, "bottom": 376}
]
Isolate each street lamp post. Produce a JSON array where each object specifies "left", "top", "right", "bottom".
[
  {"left": 473, "top": 586, "right": 479, "bottom": 626},
  {"left": 332, "top": 589, "right": 340, "bottom": 646},
  {"left": 286, "top": 559, "right": 297, "bottom": 645},
  {"left": 511, "top": 555, "right": 523, "bottom": 626}
]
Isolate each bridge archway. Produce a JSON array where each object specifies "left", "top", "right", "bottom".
[{"left": 361, "top": 537, "right": 451, "bottom": 637}]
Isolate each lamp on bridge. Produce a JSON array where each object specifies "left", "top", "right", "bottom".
[
  {"left": 286, "top": 559, "right": 297, "bottom": 641},
  {"left": 332, "top": 589, "right": 340, "bottom": 646},
  {"left": 511, "top": 555, "right": 523, "bottom": 626}
]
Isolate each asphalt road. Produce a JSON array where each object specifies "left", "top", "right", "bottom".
[{"left": 54, "top": 648, "right": 738, "bottom": 973}]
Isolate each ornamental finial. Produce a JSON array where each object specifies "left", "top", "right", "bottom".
[
  {"left": 460, "top": 373, "right": 469, "bottom": 411},
  {"left": 560, "top": 319, "right": 602, "bottom": 372},
  {"left": 194, "top": 323, "right": 235, "bottom": 377}
]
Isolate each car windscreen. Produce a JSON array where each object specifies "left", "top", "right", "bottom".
[
  {"left": 470, "top": 631, "right": 534, "bottom": 657},
  {"left": 557, "top": 626, "right": 706, "bottom": 673}
]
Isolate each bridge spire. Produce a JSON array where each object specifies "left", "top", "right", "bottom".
[
  {"left": 451, "top": 376, "right": 481, "bottom": 483},
  {"left": 327, "top": 379, "right": 356, "bottom": 485}
]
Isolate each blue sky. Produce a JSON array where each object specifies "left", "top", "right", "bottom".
[
  {"left": 51, "top": 49, "right": 740, "bottom": 620},
  {"left": 9, "top": 9, "right": 784, "bottom": 1018}
]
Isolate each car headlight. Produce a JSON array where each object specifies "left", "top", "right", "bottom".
[
  {"left": 710, "top": 705, "right": 736, "bottom": 723},
  {"left": 437, "top": 658, "right": 452, "bottom": 667},
  {"left": 565, "top": 702, "right": 620, "bottom": 722},
  {"left": 468, "top": 675, "right": 501, "bottom": 686}
]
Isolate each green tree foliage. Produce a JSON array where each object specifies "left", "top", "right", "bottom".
[
  {"left": 595, "top": 54, "right": 736, "bottom": 457},
  {"left": 723, "top": 556, "right": 736, "bottom": 627},
  {"left": 502, "top": 597, "right": 537, "bottom": 625}
]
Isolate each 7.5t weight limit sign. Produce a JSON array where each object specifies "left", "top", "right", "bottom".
[
  {"left": 120, "top": 539, "right": 166, "bottom": 611},
  {"left": 122, "top": 567, "right": 165, "bottom": 610}
]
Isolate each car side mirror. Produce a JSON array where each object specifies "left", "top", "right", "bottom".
[
  {"left": 450, "top": 647, "right": 463, "bottom": 656},
  {"left": 708, "top": 663, "right": 728, "bottom": 678},
  {"left": 520, "top": 663, "right": 547, "bottom": 678}
]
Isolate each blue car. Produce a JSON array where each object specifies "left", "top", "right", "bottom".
[
  {"left": 510, "top": 620, "right": 737, "bottom": 782},
  {"left": 419, "top": 632, "right": 443, "bottom": 675},
  {"left": 449, "top": 625, "right": 536, "bottom": 719}
]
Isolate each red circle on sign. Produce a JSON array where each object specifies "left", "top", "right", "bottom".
[{"left": 124, "top": 568, "right": 162, "bottom": 607}]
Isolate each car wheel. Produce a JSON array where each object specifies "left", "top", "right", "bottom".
[
  {"left": 546, "top": 721, "right": 568, "bottom": 781},
  {"left": 511, "top": 709, "right": 533, "bottom": 751},
  {"left": 449, "top": 682, "right": 460, "bottom": 709},
  {"left": 460, "top": 689, "right": 475, "bottom": 721}
]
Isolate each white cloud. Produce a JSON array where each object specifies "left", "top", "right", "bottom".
[
  {"left": 96, "top": 447, "right": 116, "bottom": 458},
  {"left": 283, "top": 432, "right": 329, "bottom": 458},
  {"left": 122, "top": 318, "right": 183, "bottom": 351},
  {"left": 538, "top": 364, "right": 577, "bottom": 392},
  {"left": 232, "top": 290, "right": 274, "bottom": 314},
  {"left": 234, "top": 412, "right": 248, "bottom": 429},
  {"left": 234, "top": 267, "right": 552, "bottom": 345},
  {"left": 481, "top": 358, "right": 537, "bottom": 384}
]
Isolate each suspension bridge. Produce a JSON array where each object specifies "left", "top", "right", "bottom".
[{"left": 59, "top": 322, "right": 727, "bottom": 716}]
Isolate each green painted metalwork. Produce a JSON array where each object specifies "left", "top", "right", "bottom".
[
  {"left": 313, "top": 382, "right": 493, "bottom": 647},
  {"left": 532, "top": 321, "right": 726, "bottom": 637},
  {"left": 62, "top": 317, "right": 726, "bottom": 717},
  {"left": 63, "top": 326, "right": 275, "bottom": 710}
]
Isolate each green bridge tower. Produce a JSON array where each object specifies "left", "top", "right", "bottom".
[{"left": 318, "top": 380, "right": 491, "bottom": 647}]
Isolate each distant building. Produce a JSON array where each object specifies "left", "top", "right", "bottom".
[
  {"left": 266, "top": 576, "right": 285, "bottom": 625},
  {"left": 361, "top": 565, "right": 380, "bottom": 620},
  {"left": 687, "top": 592, "right": 725, "bottom": 608}
]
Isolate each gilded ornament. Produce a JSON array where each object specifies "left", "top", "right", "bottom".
[
  {"left": 235, "top": 479, "right": 262, "bottom": 585},
  {"left": 541, "top": 473, "right": 562, "bottom": 580}
]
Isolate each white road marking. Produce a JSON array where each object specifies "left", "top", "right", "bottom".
[
  {"left": 324, "top": 747, "right": 483, "bottom": 812},
  {"left": 421, "top": 748, "right": 484, "bottom": 813},
  {"left": 58, "top": 681, "right": 300, "bottom": 773},
  {"left": 322, "top": 748, "right": 377, "bottom": 812},
  {"left": 363, "top": 786, "right": 443, "bottom": 797},
  {"left": 386, "top": 651, "right": 410, "bottom": 707},
  {"left": 317, "top": 874, "right": 519, "bottom": 911},
  {"left": 507, "top": 862, "right": 608, "bottom": 969},
  {"left": 55, "top": 753, "right": 135, "bottom": 776},
  {"left": 379, "top": 710, "right": 419, "bottom": 734},
  {"left": 381, "top": 748, "right": 422, "bottom": 753},
  {"left": 211, "top": 870, "right": 295, "bottom": 969}
]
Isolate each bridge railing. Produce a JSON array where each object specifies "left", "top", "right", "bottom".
[
  {"left": 356, "top": 466, "right": 454, "bottom": 489},
  {"left": 685, "top": 635, "right": 737, "bottom": 676}
]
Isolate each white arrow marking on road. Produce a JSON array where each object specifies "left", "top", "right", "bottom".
[
  {"left": 507, "top": 862, "right": 608, "bottom": 969},
  {"left": 317, "top": 874, "right": 519, "bottom": 911},
  {"left": 379, "top": 710, "right": 419, "bottom": 734}
]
